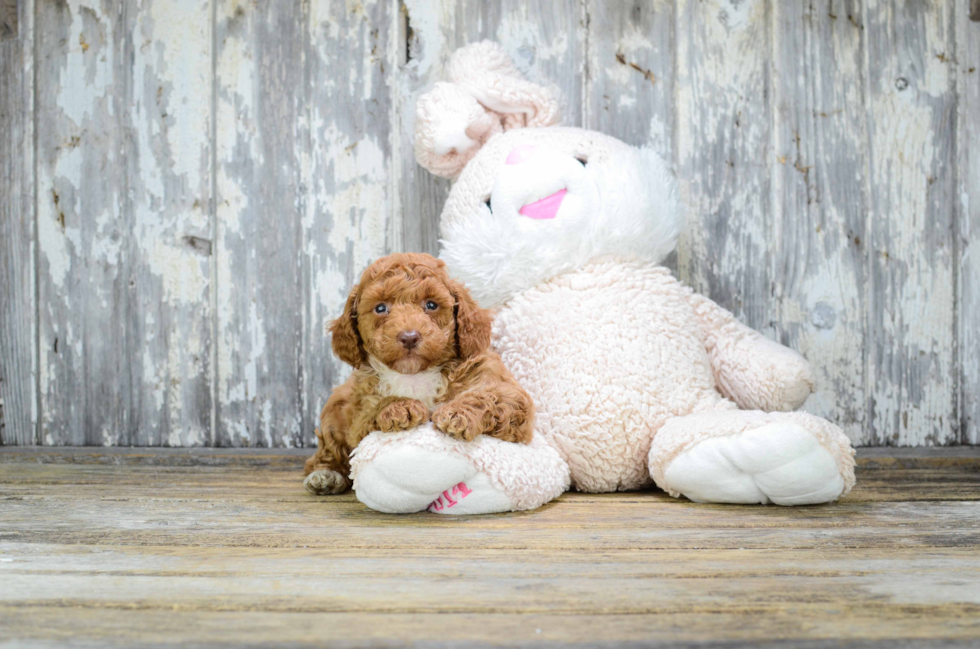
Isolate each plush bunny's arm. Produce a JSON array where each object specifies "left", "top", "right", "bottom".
[{"left": 687, "top": 292, "right": 815, "bottom": 412}]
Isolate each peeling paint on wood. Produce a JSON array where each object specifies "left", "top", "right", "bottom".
[
  {"left": 392, "top": 0, "right": 454, "bottom": 257},
  {"left": 303, "top": 0, "right": 394, "bottom": 446},
  {"left": 770, "top": 1, "right": 870, "bottom": 443},
  {"left": 585, "top": 0, "right": 672, "bottom": 156},
  {"left": 214, "top": 0, "right": 306, "bottom": 447},
  {"left": 2, "top": 0, "right": 978, "bottom": 447},
  {"left": 674, "top": 0, "right": 773, "bottom": 332},
  {"left": 0, "top": 0, "right": 35, "bottom": 445},
  {"left": 865, "top": 0, "right": 957, "bottom": 445},
  {"left": 35, "top": 0, "right": 213, "bottom": 446},
  {"left": 957, "top": 0, "right": 979, "bottom": 443}
]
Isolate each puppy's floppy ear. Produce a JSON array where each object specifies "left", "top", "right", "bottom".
[
  {"left": 450, "top": 279, "right": 493, "bottom": 359},
  {"left": 330, "top": 285, "right": 365, "bottom": 368}
]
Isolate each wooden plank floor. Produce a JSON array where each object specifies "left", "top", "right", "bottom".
[{"left": 1, "top": 448, "right": 978, "bottom": 648}]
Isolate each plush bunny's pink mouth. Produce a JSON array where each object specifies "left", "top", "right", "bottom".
[{"left": 519, "top": 189, "right": 567, "bottom": 220}]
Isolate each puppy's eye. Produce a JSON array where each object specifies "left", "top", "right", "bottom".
[
  {"left": 575, "top": 156, "right": 588, "bottom": 167},
  {"left": 374, "top": 304, "right": 388, "bottom": 315},
  {"left": 483, "top": 197, "right": 492, "bottom": 213},
  {"left": 424, "top": 300, "right": 438, "bottom": 311}
]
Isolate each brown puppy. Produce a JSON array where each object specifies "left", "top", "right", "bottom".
[{"left": 304, "top": 253, "right": 534, "bottom": 495}]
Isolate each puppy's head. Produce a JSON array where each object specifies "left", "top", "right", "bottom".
[{"left": 330, "top": 253, "right": 492, "bottom": 374}]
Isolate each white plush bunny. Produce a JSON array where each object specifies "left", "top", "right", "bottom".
[{"left": 351, "top": 41, "right": 855, "bottom": 514}]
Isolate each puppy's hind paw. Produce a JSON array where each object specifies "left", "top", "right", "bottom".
[{"left": 304, "top": 469, "right": 351, "bottom": 495}]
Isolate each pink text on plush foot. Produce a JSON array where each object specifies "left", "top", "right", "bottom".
[{"left": 428, "top": 482, "right": 473, "bottom": 511}]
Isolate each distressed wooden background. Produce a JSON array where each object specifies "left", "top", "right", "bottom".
[{"left": 0, "top": 0, "right": 977, "bottom": 448}]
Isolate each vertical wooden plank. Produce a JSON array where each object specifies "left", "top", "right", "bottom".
[
  {"left": 957, "top": 0, "right": 980, "bottom": 444},
  {"left": 302, "top": 1, "right": 394, "bottom": 446},
  {"left": 584, "top": 0, "right": 673, "bottom": 155},
  {"left": 35, "top": 0, "right": 213, "bottom": 446},
  {"left": 214, "top": 0, "right": 306, "bottom": 446},
  {"left": 394, "top": 0, "right": 456, "bottom": 257},
  {"left": 0, "top": 0, "right": 35, "bottom": 445},
  {"left": 674, "top": 0, "right": 772, "bottom": 331},
  {"left": 864, "top": 0, "right": 957, "bottom": 445},
  {"left": 769, "top": 2, "right": 870, "bottom": 444},
  {"left": 0, "top": 0, "right": 17, "bottom": 39}
]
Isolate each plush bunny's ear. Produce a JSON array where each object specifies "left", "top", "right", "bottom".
[
  {"left": 415, "top": 82, "right": 503, "bottom": 179},
  {"left": 447, "top": 41, "right": 560, "bottom": 128},
  {"left": 414, "top": 41, "right": 561, "bottom": 178}
]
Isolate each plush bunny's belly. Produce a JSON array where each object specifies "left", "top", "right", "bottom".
[{"left": 493, "top": 257, "right": 726, "bottom": 492}]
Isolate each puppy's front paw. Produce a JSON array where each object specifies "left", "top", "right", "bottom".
[
  {"left": 304, "top": 469, "right": 350, "bottom": 495},
  {"left": 432, "top": 402, "right": 485, "bottom": 442},
  {"left": 377, "top": 399, "right": 429, "bottom": 432}
]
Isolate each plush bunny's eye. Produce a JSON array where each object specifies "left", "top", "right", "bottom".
[
  {"left": 483, "top": 197, "right": 492, "bottom": 213},
  {"left": 575, "top": 156, "right": 588, "bottom": 167}
]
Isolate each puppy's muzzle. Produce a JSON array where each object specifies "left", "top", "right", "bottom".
[{"left": 398, "top": 330, "right": 421, "bottom": 350}]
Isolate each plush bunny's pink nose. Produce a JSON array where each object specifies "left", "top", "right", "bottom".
[{"left": 505, "top": 145, "right": 536, "bottom": 165}]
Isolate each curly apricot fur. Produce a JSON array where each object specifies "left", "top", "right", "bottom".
[
  {"left": 377, "top": 398, "right": 430, "bottom": 432},
  {"left": 304, "top": 253, "right": 534, "bottom": 494}
]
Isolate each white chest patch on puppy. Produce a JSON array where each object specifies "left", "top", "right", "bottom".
[{"left": 368, "top": 356, "right": 448, "bottom": 409}]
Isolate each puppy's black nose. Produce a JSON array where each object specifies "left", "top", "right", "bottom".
[{"left": 398, "top": 330, "right": 421, "bottom": 350}]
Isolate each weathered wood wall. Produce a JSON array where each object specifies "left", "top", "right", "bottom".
[{"left": 1, "top": 0, "right": 977, "bottom": 447}]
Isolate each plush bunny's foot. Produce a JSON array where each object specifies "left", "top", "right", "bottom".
[
  {"left": 351, "top": 424, "right": 570, "bottom": 515},
  {"left": 354, "top": 444, "right": 513, "bottom": 514},
  {"left": 649, "top": 410, "right": 856, "bottom": 506}
]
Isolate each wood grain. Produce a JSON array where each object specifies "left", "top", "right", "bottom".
[
  {"left": 0, "top": 451, "right": 978, "bottom": 647},
  {"left": 213, "top": 0, "right": 307, "bottom": 447},
  {"left": 769, "top": 2, "right": 871, "bottom": 444},
  {"left": 958, "top": 1, "right": 980, "bottom": 444},
  {"left": 302, "top": 0, "right": 396, "bottom": 448},
  {"left": 674, "top": 0, "right": 773, "bottom": 335},
  {"left": 0, "top": 0, "right": 34, "bottom": 445},
  {"left": 392, "top": 0, "right": 454, "bottom": 258},
  {"left": 585, "top": 0, "right": 673, "bottom": 155},
  {"left": 34, "top": 0, "right": 213, "bottom": 446},
  {"left": 864, "top": 1, "right": 958, "bottom": 445},
  {"left": 2, "top": 607, "right": 978, "bottom": 648},
  {"left": 0, "top": 0, "right": 16, "bottom": 40}
]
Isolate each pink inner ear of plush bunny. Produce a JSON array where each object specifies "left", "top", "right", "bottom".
[{"left": 414, "top": 40, "right": 561, "bottom": 179}]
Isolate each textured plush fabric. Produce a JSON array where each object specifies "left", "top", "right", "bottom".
[
  {"left": 439, "top": 128, "right": 683, "bottom": 309},
  {"left": 687, "top": 293, "right": 817, "bottom": 412},
  {"left": 415, "top": 41, "right": 560, "bottom": 180},
  {"left": 650, "top": 411, "right": 856, "bottom": 503},
  {"left": 351, "top": 40, "right": 856, "bottom": 512},
  {"left": 493, "top": 257, "right": 728, "bottom": 492},
  {"left": 351, "top": 424, "right": 570, "bottom": 513}
]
